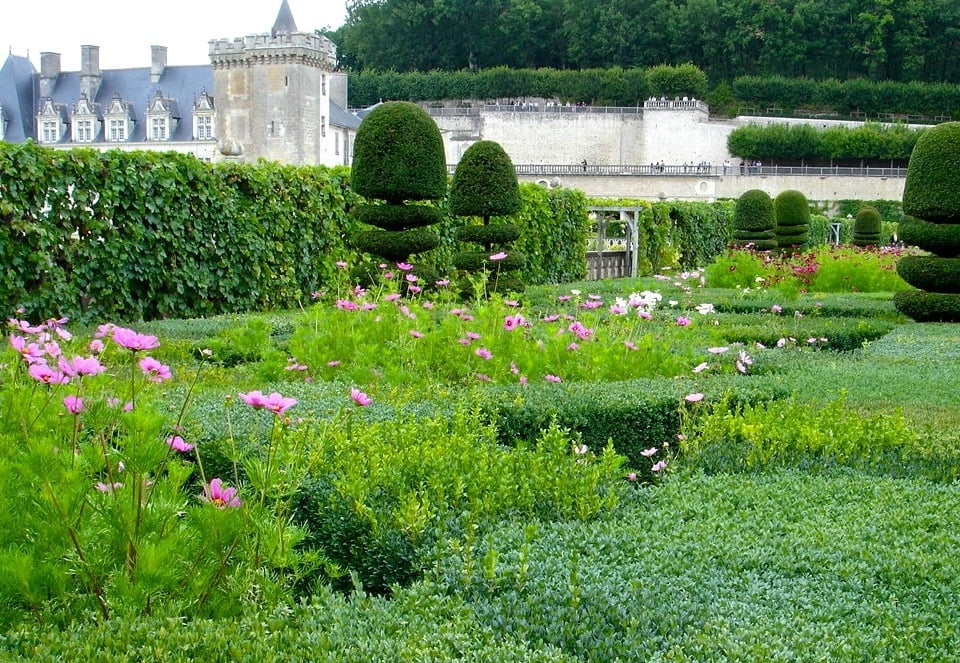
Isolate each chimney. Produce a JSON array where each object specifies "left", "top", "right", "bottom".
[
  {"left": 80, "top": 45, "right": 102, "bottom": 100},
  {"left": 39, "top": 52, "right": 61, "bottom": 97},
  {"left": 150, "top": 45, "right": 167, "bottom": 83}
]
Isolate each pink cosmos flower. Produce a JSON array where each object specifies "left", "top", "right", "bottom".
[
  {"left": 361, "top": 302, "right": 378, "bottom": 311},
  {"left": 63, "top": 395, "right": 85, "bottom": 414},
  {"left": 466, "top": 331, "right": 481, "bottom": 340},
  {"left": 436, "top": 279, "right": 450, "bottom": 287},
  {"left": 29, "top": 362, "right": 69, "bottom": 385},
  {"left": 545, "top": 374, "right": 562, "bottom": 383},
  {"left": 354, "top": 285, "right": 366, "bottom": 297},
  {"left": 422, "top": 301, "right": 435, "bottom": 309},
  {"left": 336, "top": 260, "right": 348, "bottom": 269},
  {"left": 641, "top": 447, "right": 658, "bottom": 457},
  {"left": 503, "top": 314, "right": 527, "bottom": 331},
  {"left": 60, "top": 355, "right": 105, "bottom": 377},
  {"left": 637, "top": 310, "right": 653, "bottom": 320},
  {"left": 771, "top": 304, "right": 783, "bottom": 314},
  {"left": 519, "top": 375, "right": 528, "bottom": 386},
  {"left": 707, "top": 347, "right": 729, "bottom": 354},
  {"left": 542, "top": 314, "right": 560, "bottom": 323},
  {"left": 166, "top": 435, "right": 195, "bottom": 452},
  {"left": 396, "top": 262, "right": 413, "bottom": 271},
  {"left": 475, "top": 373, "right": 491, "bottom": 382},
  {"left": 407, "top": 285, "right": 422, "bottom": 294},
  {"left": 685, "top": 393, "right": 705, "bottom": 402},
  {"left": 409, "top": 330, "right": 425, "bottom": 338},
  {"left": 336, "top": 299, "right": 358, "bottom": 311},
  {"left": 693, "top": 362, "right": 710, "bottom": 373},
  {"left": 383, "top": 272, "right": 395, "bottom": 280},
  {"left": 95, "top": 323, "right": 117, "bottom": 339},
  {"left": 95, "top": 481, "right": 123, "bottom": 493},
  {"left": 112, "top": 327, "right": 160, "bottom": 351},
  {"left": 262, "top": 392, "right": 297, "bottom": 415},
  {"left": 89, "top": 339, "right": 105, "bottom": 354},
  {"left": 459, "top": 337, "right": 472, "bottom": 345},
  {"left": 239, "top": 390, "right": 268, "bottom": 408},
  {"left": 557, "top": 295, "right": 571, "bottom": 302},
  {"left": 384, "top": 293, "right": 402, "bottom": 302},
  {"left": 327, "top": 360, "right": 341, "bottom": 367},
  {"left": 676, "top": 316, "right": 691, "bottom": 327},
  {"left": 139, "top": 357, "right": 172, "bottom": 383},
  {"left": 624, "top": 341, "right": 638, "bottom": 351},
  {"left": 44, "top": 342, "right": 62, "bottom": 358},
  {"left": 510, "top": 362, "right": 520, "bottom": 374},
  {"left": 350, "top": 387, "right": 372, "bottom": 406},
  {"left": 626, "top": 472, "right": 638, "bottom": 482},
  {"left": 610, "top": 304, "right": 627, "bottom": 315},
  {"left": 202, "top": 478, "right": 241, "bottom": 508},
  {"left": 489, "top": 252, "right": 508, "bottom": 261},
  {"left": 651, "top": 460, "right": 668, "bottom": 472},
  {"left": 475, "top": 347, "right": 493, "bottom": 360},
  {"left": 566, "top": 342, "right": 579, "bottom": 351},
  {"left": 504, "top": 300, "right": 520, "bottom": 307}
]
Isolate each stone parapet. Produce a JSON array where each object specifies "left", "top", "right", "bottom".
[{"left": 209, "top": 33, "right": 335, "bottom": 70}]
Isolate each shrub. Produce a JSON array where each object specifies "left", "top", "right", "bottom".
[
  {"left": 852, "top": 206, "right": 882, "bottom": 247},
  {"left": 351, "top": 102, "right": 447, "bottom": 267},
  {"left": 732, "top": 190, "right": 776, "bottom": 250},
  {"left": 896, "top": 121, "right": 960, "bottom": 321},
  {"left": 898, "top": 216, "right": 960, "bottom": 256},
  {"left": 774, "top": 189, "right": 810, "bottom": 249}
]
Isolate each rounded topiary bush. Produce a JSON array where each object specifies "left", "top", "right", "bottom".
[
  {"left": 902, "top": 122, "right": 960, "bottom": 223},
  {"left": 351, "top": 102, "right": 447, "bottom": 204},
  {"left": 898, "top": 216, "right": 960, "bottom": 257},
  {"left": 732, "top": 189, "right": 776, "bottom": 250},
  {"left": 350, "top": 101, "right": 447, "bottom": 269},
  {"left": 774, "top": 189, "right": 810, "bottom": 248},
  {"left": 450, "top": 141, "right": 522, "bottom": 221},
  {"left": 852, "top": 206, "right": 882, "bottom": 247},
  {"left": 450, "top": 140, "right": 524, "bottom": 295},
  {"left": 895, "top": 121, "right": 960, "bottom": 321}
]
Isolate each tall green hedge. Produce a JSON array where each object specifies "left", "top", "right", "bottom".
[
  {"left": 727, "top": 122, "right": 923, "bottom": 162},
  {"left": 0, "top": 144, "right": 588, "bottom": 321},
  {"left": 0, "top": 143, "right": 359, "bottom": 322}
]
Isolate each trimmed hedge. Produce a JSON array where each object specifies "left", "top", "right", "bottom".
[
  {"left": 354, "top": 204, "right": 445, "bottom": 230},
  {"left": 350, "top": 102, "right": 447, "bottom": 204},
  {"left": 455, "top": 224, "right": 523, "bottom": 245},
  {"left": 354, "top": 228, "right": 441, "bottom": 260},
  {"left": 896, "top": 256, "right": 960, "bottom": 294},
  {"left": 898, "top": 216, "right": 960, "bottom": 256},
  {"left": 852, "top": 206, "right": 883, "bottom": 246},
  {"left": 449, "top": 141, "right": 522, "bottom": 221},
  {"left": 733, "top": 189, "right": 776, "bottom": 234},
  {"left": 902, "top": 122, "right": 960, "bottom": 223},
  {"left": 893, "top": 290, "right": 960, "bottom": 322}
]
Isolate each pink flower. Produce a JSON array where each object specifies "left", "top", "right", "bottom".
[
  {"left": 336, "top": 299, "right": 358, "bottom": 311},
  {"left": 510, "top": 362, "right": 520, "bottom": 374},
  {"left": 63, "top": 395, "right": 85, "bottom": 414},
  {"left": 239, "top": 390, "right": 268, "bottom": 408},
  {"left": 610, "top": 304, "right": 627, "bottom": 315},
  {"left": 396, "top": 262, "right": 413, "bottom": 271},
  {"left": 504, "top": 300, "right": 520, "bottom": 307},
  {"left": 770, "top": 304, "right": 783, "bottom": 314},
  {"left": 95, "top": 323, "right": 117, "bottom": 339},
  {"left": 361, "top": 302, "right": 378, "bottom": 311},
  {"left": 641, "top": 447, "right": 658, "bottom": 457},
  {"left": 568, "top": 321, "right": 593, "bottom": 340},
  {"left": 28, "top": 362, "right": 69, "bottom": 385},
  {"left": 519, "top": 375, "right": 528, "bottom": 386},
  {"left": 327, "top": 360, "right": 341, "bottom": 367},
  {"left": 693, "top": 362, "right": 710, "bottom": 373},
  {"left": 407, "top": 285, "right": 422, "bottom": 294},
  {"left": 166, "top": 435, "right": 195, "bottom": 452},
  {"left": 466, "top": 332, "right": 481, "bottom": 340},
  {"left": 651, "top": 460, "right": 668, "bottom": 473},
  {"left": 475, "top": 373, "right": 491, "bottom": 382},
  {"left": 685, "top": 393, "right": 705, "bottom": 402},
  {"left": 262, "top": 392, "right": 297, "bottom": 415},
  {"left": 626, "top": 472, "right": 638, "bottom": 482},
  {"left": 566, "top": 342, "right": 579, "bottom": 351},
  {"left": 624, "top": 341, "right": 638, "bottom": 351},
  {"left": 406, "top": 274, "right": 418, "bottom": 283},
  {"left": 350, "top": 387, "right": 372, "bottom": 406},
  {"left": 202, "top": 478, "right": 241, "bottom": 509},
  {"left": 545, "top": 374, "right": 562, "bottom": 383},
  {"left": 637, "top": 311, "right": 652, "bottom": 320},
  {"left": 139, "top": 357, "right": 172, "bottom": 382},
  {"left": 436, "top": 279, "right": 450, "bottom": 287},
  {"left": 112, "top": 327, "right": 160, "bottom": 351},
  {"left": 489, "top": 252, "right": 508, "bottom": 261},
  {"left": 336, "top": 260, "right": 348, "bottom": 269},
  {"left": 475, "top": 347, "right": 493, "bottom": 360},
  {"left": 409, "top": 330, "right": 425, "bottom": 338},
  {"left": 89, "top": 339, "right": 105, "bottom": 354},
  {"left": 736, "top": 360, "right": 747, "bottom": 374},
  {"left": 384, "top": 293, "right": 402, "bottom": 302},
  {"left": 44, "top": 342, "right": 62, "bottom": 358},
  {"left": 707, "top": 347, "right": 729, "bottom": 354},
  {"left": 503, "top": 314, "right": 527, "bottom": 331},
  {"left": 676, "top": 316, "right": 691, "bottom": 327},
  {"left": 542, "top": 314, "right": 560, "bottom": 323},
  {"left": 459, "top": 337, "right": 472, "bottom": 345},
  {"left": 95, "top": 481, "right": 123, "bottom": 493},
  {"left": 557, "top": 295, "right": 572, "bottom": 302},
  {"left": 580, "top": 300, "right": 603, "bottom": 310}
]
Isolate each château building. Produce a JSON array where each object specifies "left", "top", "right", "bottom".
[{"left": 0, "top": 1, "right": 358, "bottom": 166}]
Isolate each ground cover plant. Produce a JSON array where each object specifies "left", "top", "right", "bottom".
[{"left": 4, "top": 247, "right": 960, "bottom": 660}]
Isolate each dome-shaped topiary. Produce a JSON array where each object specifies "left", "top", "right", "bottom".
[
  {"left": 351, "top": 102, "right": 447, "bottom": 204},
  {"left": 732, "top": 189, "right": 776, "bottom": 249},
  {"left": 851, "top": 206, "right": 882, "bottom": 247},
  {"left": 774, "top": 189, "right": 810, "bottom": 249},
  {"left": 895, "top": 121, "right": 960, "bottom": 321},
  {"left": 902, "top": 122, "right": 960, "bottom": 223},
  {"left": 450, "top": 141, "right": 521, "bottom": 222}
]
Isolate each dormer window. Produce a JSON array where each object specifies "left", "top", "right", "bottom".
[
  {"left": 71, "top": 95, "right": 100, "bottom": 143},
  {"left": 36, "top": 97, "right": 68, "bottom": 144},
  {"left": 103, "top": 93, "right": 134, "bottom": 143},
  {"left": 145, "top": 89, "right": 179, "bottom": 142},
  {"left": 192, "top": 91, "right": 216, "bottom": 141}
]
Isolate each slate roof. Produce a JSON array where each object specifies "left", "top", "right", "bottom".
[
  {"left": 0, "top": 54, "right": 38, "bottom": 142},
  {"left": 272, "top": 0, "right": 299, "bottom": 37},
  {"left": 330, "top": 100, "right": 361, "bottom": 130}
]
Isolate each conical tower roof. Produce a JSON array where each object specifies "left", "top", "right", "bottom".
[{"left": 271, "top": 0, "right": 299, "bottom": 37}]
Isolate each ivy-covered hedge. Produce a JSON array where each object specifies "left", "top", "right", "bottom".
[
  {"left": 0, "top": 145, "right": 589, "bottom": 322},
  {"left": 348, "top": 64, "right": 708, "bottom": 107},
  {"left": 732, "top": 75, "right": 960, "bottom": 119},
  {"left": 727, "top": 122, "right": 923, "bottom": 162},
  {"left": 0, "top": 143, "right": 360, "bottom": 322}
]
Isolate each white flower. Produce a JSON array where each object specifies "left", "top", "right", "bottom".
[{"left": 695, "top": 303, "right": 715, "bottom": 315}]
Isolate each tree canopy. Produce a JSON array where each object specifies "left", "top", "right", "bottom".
[{"left": 332, "top": 0, "right": 960, "bottom": 84}]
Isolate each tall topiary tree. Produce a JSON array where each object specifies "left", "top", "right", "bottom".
[
  {"left": 732, "top": 189, "right": 777, "bottom": 250},
  {"left": 895, "top": 121, "right": 960, "bottom": 321},
  {"left": 773, "top": 189, "right": 810, "bottom": 251},
  {"left": 851, "top": 206, "right": 882, "bottom": 247},
  {"left": 449, "top": 140, "right": 525, "bottom": 294},
  {"left": 350, "top": 102, "right": 447, "bottom": 273}
]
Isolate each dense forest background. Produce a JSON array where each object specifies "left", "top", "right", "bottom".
[{"left": 326, "top": 0, "right": 960, "bottom": 84}]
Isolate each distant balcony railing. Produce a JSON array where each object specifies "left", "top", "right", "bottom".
[{"left": 486, "top": 164, "right": 909, "bottom": 178}]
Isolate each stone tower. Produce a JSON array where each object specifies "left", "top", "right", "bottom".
[{"left": 208, "top": 0, "right": 337, "bottom": 164}]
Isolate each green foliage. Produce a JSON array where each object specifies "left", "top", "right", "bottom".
[
  {"left": 852, "top": 206, "right": 883, "bottom": 247},
  {"left": 835, "top": 199, "right": 903, "bottom": 224},
  {"left": 512, "top": 184, "right": 588, "bottom": 284},
  {"left": 902, "top": 122, "right": 960, "bottom": 222},
  {"left": 774, "top": 190, "right": 810, "bottom": 227},
  {"left": 450, "top": 141, "right": 521, "bottom": 221},
  {"left": 0, "top": 142, "right": 359, "bottom": 322},
  {"left": 645, "top": 64, "right": 708, "bottom": 99},
  {"left": 453, "top": 250, "right": 526, "bottom": 272},
  {"left": 893, "top": 290, "right": 960, "bottom": 322},
  {"left": 455, "top": 224, "right": 523, "bottom": 245},
  {"left": 354, "top": 204, "right": 444, "bottom": 230},
  {"left": 733, "top": 190, "right": 776, "bottom": 245},
  {"left": 727, "top": 122, "right": 922, "bottom": 161},
  {"left": 350, "top": 102, "right": 447, "bottom": 204},
  {"left": 354, "top": 228, "right": 441, "bottom": 260},
  {"left": 899, "top": 216, "right": 960, "bottom": 256},
  {"left": 896, "top": 256, "right": 960, "bottom": 293}
]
